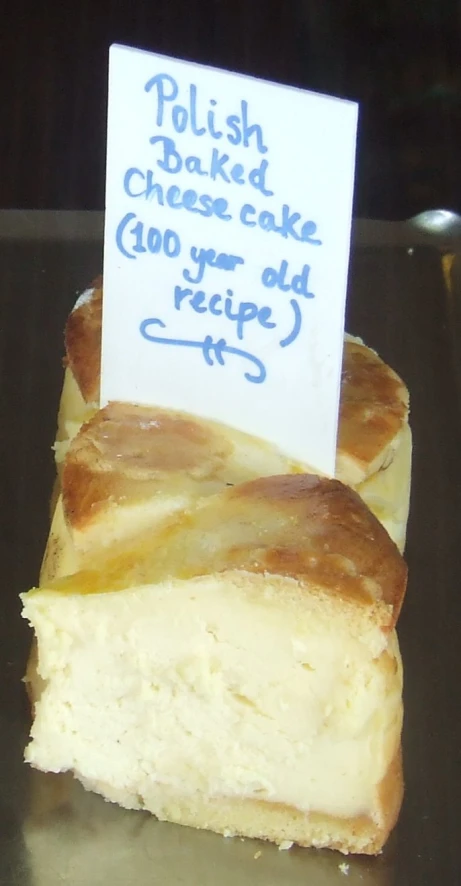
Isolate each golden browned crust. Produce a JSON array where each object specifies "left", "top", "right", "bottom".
[
  {"left": 61, "top": 402, "right": 235, "bottom": 532},
  {"left": 338, "top": 339, "right": 409, "bottom": 481},
  {"left": 224, "top": 474, "right": 407, "bottom": 618},
  {"left": 64, "top": 277, "right": 102, "bottom": 404}
]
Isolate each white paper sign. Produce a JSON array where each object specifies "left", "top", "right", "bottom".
[{"left": 102, "top": 44, "right": 358, "bottom": 474}]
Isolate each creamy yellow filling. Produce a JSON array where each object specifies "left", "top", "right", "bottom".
[{"left": 23, "top": 577, "right": 402, "bottom": 823}]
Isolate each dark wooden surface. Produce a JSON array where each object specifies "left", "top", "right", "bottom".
[
  {"left": 0, "top": 219, "right": 460, "bottom": 885},
  {"left": 1, "top": 1, "right": 461, "bottom": 218}
]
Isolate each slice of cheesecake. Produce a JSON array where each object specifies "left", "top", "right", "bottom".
[
  {"left": 52, "top": 282, "right": 412, "bottom": 552},
  {"left": 22, "top": 474, "right": 406, "bottom": 856}
]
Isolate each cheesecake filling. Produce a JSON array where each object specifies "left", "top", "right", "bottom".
[{"left": 23, "top": 576, "right": 402, "bottom": 824}]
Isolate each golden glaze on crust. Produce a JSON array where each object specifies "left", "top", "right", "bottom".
[
  {"left": 62, "top": 402, "right": 235, "bottom": 531},
  {"left": 338, "top": 339, "right": 409, "bottom": 481},
  {"left": 60, "top": 401, "right": 302, "bottom": 541},
  {"left": 224, "top": 474, "right": 406, "bottom": 617},
  {"left": 71, "top": 401, "right": 231, "bottom": 476},
  {"left": 64, "top": 278, "right": 102, "bottom": 404},
  {"left": 49, "top": 474, "right": 407, "bottom": 624}
]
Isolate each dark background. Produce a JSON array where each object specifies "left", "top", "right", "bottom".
[{"left": 1, "top": 0, "right": 461, "bottom": 219}]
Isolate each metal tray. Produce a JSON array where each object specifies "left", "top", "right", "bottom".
[{"left": 1, "top": 214, "right": 460, "bottom": 886}]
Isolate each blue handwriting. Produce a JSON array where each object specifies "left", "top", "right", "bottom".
[
  {"left": 174, "top": 285, "right": 276, "bottom": 341},
  {"left": 240, "top": 203, "right": 322, "bottom": 244},
  {"left": 140, "top": 317, "right": 266, "bottom": 384},
  {"left": 122, "top": 171, "right": 322, "bottom": 244},
  {"left": 124, "top": 171, "right": 232, "bottom": 221},
  {"left": 144, "top": 74, "right": 268, "bottom": 155},
  {"left": 116, "top": 213, "right": 182, "bottom": 260},
  {"left": 149, "top": 136, "right": 273, "bottom": 195},
  {"left": 262, "top": 260, "right": 315, "bottom": 297},
  {"left": 183, "top": 246, "right": 244, "bottom": 284},
  {"left": 280, "top": 299, "right": 302, "bottom": 347}
]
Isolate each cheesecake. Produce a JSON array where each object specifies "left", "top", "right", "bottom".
[
  {"left": 23, "top": 279, "right": 410, "bottom": 856},
  {"left": 22, "top": 473, "right": 406, "bottom": 856}
]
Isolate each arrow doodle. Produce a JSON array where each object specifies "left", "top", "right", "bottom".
[{"left": 140, "top": 318, "right": 266, "bottom": 383}]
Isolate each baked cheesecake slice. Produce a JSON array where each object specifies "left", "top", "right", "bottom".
[
  {"left": 23, "top": 474, "right": 406, "bottom": 856},
  {"left": 53, "top": 281, "right": 412, "bottom": 552}
]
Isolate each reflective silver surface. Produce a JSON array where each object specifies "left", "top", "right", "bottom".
[
  {"left": 407, "top": 208, "right": 461, "bottom": 239},
  {"left": 1, "top": 213, "right": 460, "bottom": 885}
]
